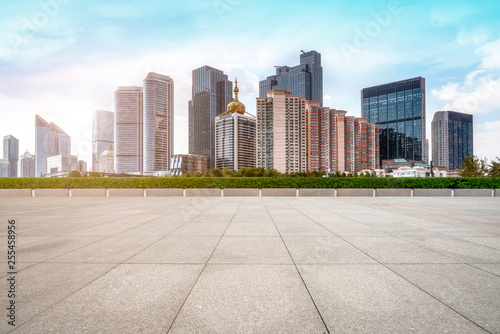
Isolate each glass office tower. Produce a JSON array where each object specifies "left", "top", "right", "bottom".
[
  {"left": 362, "top": 77, "right": 426, "bottom": 166},
  {"left": 3, "top": 135, "right": 19, "bottom": 177},
  {"left": 35, "top": 115, "right": 71, "bottom": 177},
  {"left": 259, "top": 50, "right": 323, "bottom": 105},
  {"left": 432, "top": 111, "right": 473, "bottom": 170},
  {"left": 92, "top": 110, "right": 114, "bottom": 172}
]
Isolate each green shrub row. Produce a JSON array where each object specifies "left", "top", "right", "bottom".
[{"left": 1, "top": 177, "right": 500, "bottom": 189}]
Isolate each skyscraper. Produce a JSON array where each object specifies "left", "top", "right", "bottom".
[
  {"left": 143, "top": 72, "right": 174, "bottom": 173},
  {"left": 35, "top": 115, "right": 71, "bottom": 177},
  {"left": 114, "top": 86, "right": 143, "bottom": 174},
  {"left": 259, "top": 50, "right": 323, "bottom": 105},
  {"left": 257, "top": 90, "right": 379, "bottom": 174},
  {"left": 361, "top": 77, "right": 426, "bottom": 167},
  {"left": 432, "top": 111, "right": 473, "bottom": 170},
  {"left": 215, "top": 79, "right": 256, "bottom": 170},
  {"left": 3, "top": 135, "right": 19, "bottom": 177},
  {"left": 189, "top": 66, "right": 233, "bottom": 169},
  {"left": 20, "top": 150, "right": 35, "bottom": 177},
  {"left": 92, "top": 110, "right": 114, "bottom": 172}
]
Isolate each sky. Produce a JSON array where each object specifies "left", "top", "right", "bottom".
[{"left": 1, "top": 0, "right": 500, "bottom": 166}]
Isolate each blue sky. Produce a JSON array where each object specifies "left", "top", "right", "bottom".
[{"left": 1, "top": 0, "right": 499, "bottom": 165}]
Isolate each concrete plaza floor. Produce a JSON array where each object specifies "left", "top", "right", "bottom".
[{"left": 1, "top": 196, "right": 499, "bottom": 333}]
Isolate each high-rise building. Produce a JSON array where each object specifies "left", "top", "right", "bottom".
[
  {"left": 78, "top": 160, "right": 87, "bottom": 174},
  {"left": 20, "top": 150, "right": 35, "bottom": 177},
  {"left": 259, "top": 50, "right": 323, "bottom": 105},
  {"left": 143, "top": 72, "right": 174, "bottom": 173},
  {"left": 92, "top": 110, "right": 114, "bottom": 172},
  {"left": 189, "top": 66, "right": 233, "bottom": 169},
  {"left": 0, "top": 159, "right": 9, "bottom": 177},
  {"left": 215, "top": 79, "right": 256, "bottom": 170},
  {"left": 98, "top": 145, "right": 114, "bottom": 173},
  {"left": 35, "top": 115, "right": 71, "bottom": 177},
  {"left": 47, "top": 154, "right": 78, "bottom": 175},
  {"left": 3, "top": 135, "right": 19, "bottom": 177},
  {"left": 257, "top": 90, "right": 379, "bottom": 174},
  {"left": 432, "top": 111, "right": 473, "bottom": 170},
  {"left": 361, "top": 77, "right": 426, "bottom": 167},
  {"left": 307, "top": 101, "right": 379, "bottom": 173},
  {"left": 114, "top": 86, "right": 143, "bottom": 174}
]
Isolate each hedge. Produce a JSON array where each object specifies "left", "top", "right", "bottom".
[{"left": 1, "top": 177, "right": 499, "bottom": 189}]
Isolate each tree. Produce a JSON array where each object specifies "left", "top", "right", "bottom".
[
  {"left": 87, "top": 171, "right": 102, "bottom": 177},
  {"left": 182, "top": 172, "right": 192, "bottom": 177},
  {"left": 223, "top": 169, "right": 237, "bottom": 177},
  {"left": 193, "top": 171, "right": 202, "bottom": 177},
  {"left": 489, "top": 157, "right": 500, "bottom": 177},
  {"left": 460, "top": 155, "right": 489, "bottom": 177},
  {"left": 68, "top": 170, "right": 81, "bottom": 177}
]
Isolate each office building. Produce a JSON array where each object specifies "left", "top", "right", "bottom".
[
  {"left": 361, "top": 77, "right": 426, "bottom": 167},
  {"left": 3, "top": 135, "right": 19, "bottom": 177},
  {"left": 189, "top": 66, "right": 233, "bottom": 169},
  {"left": 78, "top": 160, "right": 87, "bottom": 174},
  {"left": 257, "top": 90, "right": 378, "bottom": 174},
  {"left": 92, "top": 110, "right": 114, "bottom": 172},
  {"left": 259, "top": 50, "right": 323, "bottom": 105},
  {"left": 170, "top": 154, "right": 207, "bottom": 176},
  {"left": 35, "top": 115, "right": 71, "bottom": 177},
  {"left": 0, "top": 159, "right": 8, "bottom": 177},
  {"left": 143, "top": 72, "right": 174, "bottom": 173},
  {"left": 432, "top": 111, "right": 473, "bottom": 170},
  {"left": 20, "top": 150, "right": 35, "bottom": 177},
  {"left": 215, "top": 79, "right": 256, "bottom": 170},
  {"left": 47, "top": 154, "right": 78, "bottom": 175},
  {"left": 114, "top": 86, "right": 143, "bottom": 174},
  {"left": 98, "top": 145, "right": 114, "bottom": 173}
]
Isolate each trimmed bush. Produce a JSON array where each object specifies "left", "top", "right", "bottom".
[{"left": 0, "top": 177, "right": 499, "bottom": 189}]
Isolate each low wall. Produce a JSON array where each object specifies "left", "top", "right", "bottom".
[{"left": 0, "top": 188, "right": 497, "bottom": 197}]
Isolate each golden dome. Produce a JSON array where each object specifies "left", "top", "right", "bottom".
[{"left": 226, "top": 78, "right": 245, "bottom": 114}]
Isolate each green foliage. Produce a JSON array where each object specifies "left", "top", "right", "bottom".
[
  {"left": 490, "top": 157, "right": 500, "bottom": 177},
  {"left": 460, "top": 155, "right": 489, "bottom": 177},
  {"left": 223, "top": 169, "right": 238, "bottom": 177},
  {"left": 68, "top": 170, "right": 81, "bottom": 177},
  {"left": 86, "top": 171, "right": 102, "bottom": 177},
  {"left": 193, "top": 172, "right": 202, "bottom": 177},
  {"left": 2, "top": 177, "right": 499, "bottom": 189},
  {"left": 182, "top": 172, "right": 192, "bottom": 177}
]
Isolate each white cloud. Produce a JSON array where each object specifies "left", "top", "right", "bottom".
[
  {"left": 475, "top": 121, "right": 500, "bottom": 161},
  {"left": 432, "top": 83, "right": 459, "bottom": 101},
  {"left": 477, "top": 39, "right": 500, "bottom": 69}
]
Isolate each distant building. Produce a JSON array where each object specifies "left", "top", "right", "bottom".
[
  {"left": 114, "top": 86, "right": 143, "bottom": 174},
  {"left": 35, "top": 115, "right": 71, "bottom": 177},
  {"left": 170, "top": 154, "right": 207, "bottom": 176},
  {"left": 20, "top": 150, "right": 35, "bottom": 177},
  {"left": 46, "top": 154, "right": 78, "bottom": 175},
  {"left": 92, "top": 110, "right": 114, "bottom": 172},
  {"left": 215, "top": 79, "right": 256, "bottom": 170},
  {"left": 256, "top": 90, "right": 378, "bottom": 174},
  {"left": 189, "top": 66, "right": 233, "bottom": 169},
  {"left": 0, "top": 159, "right": 9, "bottom": 177},
  {"left": 78, "top": 160, "right": 87, "bottom": 174},
  {"left": 98, "top": 145, "right": 114, "bottom": 173},
  {"left": 259, "top": 50, "right": 323, "bottom": 105},
  {"left": 3, "top": 135, "right": 19, "bottom": 177},
  {"left": 381, "top": 158, "right": 427, "bottom": 172},
  {"left": 362, "top": 77, "right": 426, "bottom": 167},
  {"left": 432, "top": 111, "right": 473, "bottom": 170},
  {"left": 143, "top": 72, "right": 174, "bottom": 173}
]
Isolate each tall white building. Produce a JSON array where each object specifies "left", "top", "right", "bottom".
[
  {"left": 114, "top": 86, "right": 143, "bottom": 174},
  {"left": 143, "top": 72, "right": 174, "bottom": 173},
  {"left": 35, "top": 115, "right": 71, "bottom": 177},
  {"left": 215, "top": 79, "right": 256, "bottom": 170},
  {"left": 98, "top": 145, "right": 114, "bottom": 173}
]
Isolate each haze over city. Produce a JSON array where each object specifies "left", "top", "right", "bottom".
[{"left": 1, "top": 0, "right": 499, "bottom": 164}]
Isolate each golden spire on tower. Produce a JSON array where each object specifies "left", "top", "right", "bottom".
[{"left": 225, "top": 78, "right": 246, "bottom": 115}]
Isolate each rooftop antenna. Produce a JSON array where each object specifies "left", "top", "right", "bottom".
[{"left": 301, "top": 50, "right": 306, "bottom": 54}]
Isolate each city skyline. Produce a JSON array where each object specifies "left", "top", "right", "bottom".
[{"left": 1, "top": 0, "right": 499, "bottom": 166}]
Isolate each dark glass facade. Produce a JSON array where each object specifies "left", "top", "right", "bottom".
[
  {"left": 432, "top": 111, "right": 473, "bottom": 170},
  {"left": 259, "top": 50, "right": 323, "bottom": 105},
  {"left": 362, "top": 77, "right": 426, "bottom": 166},
  {"left": 189, "top": 66, "right": 233, "bottom": 169}
]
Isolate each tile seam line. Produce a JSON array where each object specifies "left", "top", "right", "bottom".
[
  {"left": 266, "top": 197, "right": 331, "bottom": 334},
  {"left": 283, "top": 198, "right": 493, "bottom": 334},
  {"left": 9, "top": 198, "right": 220, "bottom": 333},
  {"left": 166, "top": 197, "right": 245, "bottom": 333}
]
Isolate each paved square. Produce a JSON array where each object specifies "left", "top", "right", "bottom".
[{"left": 1, "top": 196, "right": 499, "bottom": 333}]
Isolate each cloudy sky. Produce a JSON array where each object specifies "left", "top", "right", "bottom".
[{"left": 1, "top": 0, "right": 499, "bottom": 165}]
